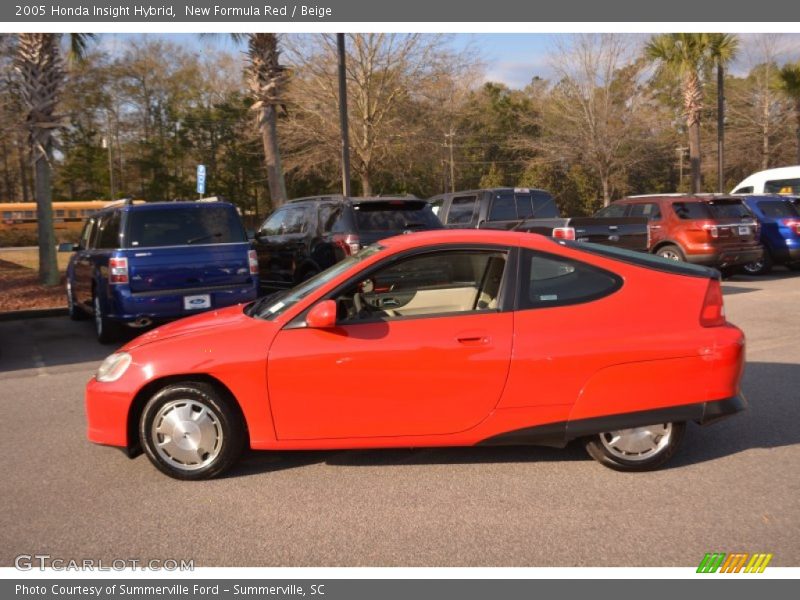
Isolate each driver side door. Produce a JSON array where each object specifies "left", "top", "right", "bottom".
[{"left": 267, "top": 246, "right": 514, "bottom": 440}]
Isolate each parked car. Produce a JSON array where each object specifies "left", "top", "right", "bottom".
[
  {"left": 731, "top": 165, "right": 800, "bottom": 195},
  {"left": 60, "top": 198, "right": 258, "bottom": 343},
  {"left": 429, "top": 187, "right": 649, "bottom": 252},
  {"left": 738, "top": 194, "right": 800, "bottom": 274},
  {"left": 86, "top": 229, "right": 746, "bottom": 480},
  {"left": 253, "top": 195, "right": 443, "bottom": 291},
  {"left": 609, "top": 194, "right": 764, "bottom": 271}
]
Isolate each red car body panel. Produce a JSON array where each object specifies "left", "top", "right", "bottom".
[{"left": 85, "top": 229, "right": 745, "bottom": 455}]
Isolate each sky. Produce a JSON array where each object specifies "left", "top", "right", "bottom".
[{"left": 100, "top": 32, "right": 800, "bottom": 90}]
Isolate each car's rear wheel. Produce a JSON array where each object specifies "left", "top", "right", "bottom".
[
  {"left": 93, "top": 294, "right": 122, "bottom": 344},
  {"left": 66, "top": 282, "right": 85, "bottom": 321},
  {"left": 139, "top": 382, "right": 246, "bottom": 480},
  {"left": 743, "top": 250, "right": 773, "bottom": 276},
  {"left": 584, "top": 421, "right": 686, "bottom": 472},
  {"left": 656, "top": 245, "right": 685, "bottom": 262}
]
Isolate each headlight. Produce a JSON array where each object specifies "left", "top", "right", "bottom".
[{"left": 96, "top": 352, "right": 132, "bottom": 382}]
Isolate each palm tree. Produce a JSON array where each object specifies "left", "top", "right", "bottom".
[
  {"left": 646, "top": 33, "right": 738, "bottom": 193},
  {"left": 779, "top": 62, "right": 800, "bottom": 164},
  {"left": 237, "top": 33, "right": 289, "bottom": 210},
  {"left": 709, "top": 33, "right": 739, "bottom": 192},
  {"left": 13, "top": 33, "right": 93, "bottom": 286}
]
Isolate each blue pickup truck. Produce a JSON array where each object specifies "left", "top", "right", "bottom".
[
  {"left": 739, "top": 194, "right": 800, "bottom": 275},
  {"left": 60, "top": 199, "right": 258, "bottom": 342}
]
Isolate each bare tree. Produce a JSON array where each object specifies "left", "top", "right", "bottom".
[
  {"left": 542, "top": 34, "right": 651, "bottom": 206},
  {"left": 283, "top": 33, "right": 467, "bottom": 195}
]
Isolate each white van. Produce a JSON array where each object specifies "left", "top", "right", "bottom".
[{"left": 731, "top": 166, "right": 800, "bottom": 195}]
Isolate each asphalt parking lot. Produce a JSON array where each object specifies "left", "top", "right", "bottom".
[{"left": 1, "top": 270, "right": 799, "bottom": 567}]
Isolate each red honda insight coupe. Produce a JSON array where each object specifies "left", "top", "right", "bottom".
[{"left": 86, "top": 229, "right": 746, "bottom": 480}]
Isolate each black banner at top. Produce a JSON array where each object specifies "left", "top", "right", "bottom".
[{"left": 2, "top": 0, "right": 800, "bottom": 23}]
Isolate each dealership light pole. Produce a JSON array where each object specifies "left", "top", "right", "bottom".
[{"left": 337, "top": 33, "right": 352, "bottom": 197}]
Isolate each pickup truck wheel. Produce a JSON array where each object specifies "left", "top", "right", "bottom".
[
  {"left": 742, "top": 250, "right": 773, "bottom": 276},
  {"left": 66, "top": 282, "right": 85, "bottom": 321},
  {"left": 139, "top": 382, "right": 246, "bottom": 480},
  {"left": 656, "top": 245, "right": 685, "bottom": 262},
  {"left": 584, "top": 421, "right": 686, "bottom": 472},
  {"left": 786, "top": 262, "right": 800, "bottom": 271},
  {"left": 93, "top": 295, "right": 122, "bottom": 344}
]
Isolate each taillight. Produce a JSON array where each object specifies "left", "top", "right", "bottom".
[
  {"left": 248, "top": 249, "right": 259, "bottom": 275},
  {"left": 333, "top": 233, "right": 361, "bottom": 256},
  {"left": 552, "top": 227, "right": 576, "bottom": 241},
  {"left": 783, "top": 219, "right": 800, "bottom": 235},
  {"left": 700, "top": 279, "right": 726, "bottom": 327},
  {"left": 108, "top": 257, "right": 128, "bottom": 284},
  {"left": 703, "top": 224, "right": 719, "bottom": 239}
]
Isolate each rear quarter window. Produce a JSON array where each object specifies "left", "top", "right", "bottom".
[
  {"left": 518, "top": 250, "right": 621, "bottom": 310},
  {"left": 672, "top": 202, "right": 712, "bottom": 220}
]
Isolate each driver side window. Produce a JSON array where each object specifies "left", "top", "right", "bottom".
[
  {"left": 334, "top": 249, "right": 508, "bottom": 323},
  {"left": 260, "top": 210, "right": 287, "bottom": 236}
]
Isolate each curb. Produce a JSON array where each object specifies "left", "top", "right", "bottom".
[{"left": 0, "top": 307, "right": 68, "bottom": 321}]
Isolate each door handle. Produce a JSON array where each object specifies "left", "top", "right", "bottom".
[{"left": 456, "top": 335, "right": 489, "bottom": 345}]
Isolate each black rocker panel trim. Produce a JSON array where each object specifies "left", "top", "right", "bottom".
[{"left": 477, "top": 396, "right": 746, "bottom": 448}]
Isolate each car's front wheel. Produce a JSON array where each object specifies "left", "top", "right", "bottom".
[
  {"left": 139, "top": 382, "right": 246, "bottom": 480},
  {"left": 584, "top": 421, "right": 686, "bottom": 472},
  {"left": 66, "top": 282, "right": 85, "bottom": 321}
]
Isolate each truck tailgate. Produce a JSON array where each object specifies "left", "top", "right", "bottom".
[
  {"left": 569, "top": 217, "right": 649, "bottom": 251},
  {"left": 122, "top": 243, "right": 252, "bottom": 293}
]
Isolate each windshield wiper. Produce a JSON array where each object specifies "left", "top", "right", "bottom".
[
  {"left": 247, "top": 289, "right": 287, "bottom": 317},
  {"left": 187, "top": 232, "right": 222, "bottom": 244},
  {"left": 402, "top": 222, "right": 428, "bottom": 230}
]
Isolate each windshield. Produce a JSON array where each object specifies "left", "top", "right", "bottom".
[
  {"left": 250, "top": 244, "right": 384, "bottom": 320},
  {"left": 126, "top": 205, "right": 246, "bottom": 248}
]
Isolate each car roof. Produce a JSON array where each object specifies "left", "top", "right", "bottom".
[
  {"left": 376, "top": 227, "right": 558, "bottom": 252},
  {"left": 287, "top": 195, "right": 421, "bottom": 204},
  {"left": 96, "top": 200, "right": 237, "bottom": 214},
  {"left": 623, "top": 194, "right": 742, "bottom": 203}
]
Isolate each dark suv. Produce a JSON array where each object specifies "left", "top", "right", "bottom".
[{"left": 253, "top": 195, "right": 443, "bottom": 290}]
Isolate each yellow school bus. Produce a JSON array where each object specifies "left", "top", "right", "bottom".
[{"left": 0, "top": 200, "right": 111, "bottom": 235}]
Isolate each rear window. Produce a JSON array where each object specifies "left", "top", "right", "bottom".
[
  {"left": 672, "top": 200, "right": 751, "bottom": 220},
  {"left": 489, "top": 191, "right": 558, "bottom": 221},
  {"left": 764, "top": 178, "right": 800, "bottom": 195},
  {"left": 126, "top": 205, "right": 246, "bottom": 248},
  {"left": 757, "top": 200, "right": 800, "bottom": 219},
  {"left": 352, "top": 201, "right": 442, "bottom": 232}
]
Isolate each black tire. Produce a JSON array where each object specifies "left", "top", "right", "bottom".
[
  {"left": 66, "top": 282, "right": 86, "bottom": 321},
  {"left": 139, "top": 382, "right": 246, "bottom": 481},
  {"left": 787, "top": 262, "right": 800, "bottom": 271},
  {"left": 93, "top": 294, "right": 122, "bottom": 344},
  {"left": 584, "top": 421, "right": 686, "bottom": 472},
  {"left": 655, "top": 244, "right": 685, "bottom": 262},
  {"left": 742, "top": 250, "right": 773, "bottom": 276}
]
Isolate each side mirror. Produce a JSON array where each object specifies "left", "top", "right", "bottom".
[
  {"left": 306, "top": 300, "right": 337, "bottom": 329},
  {"left": 58, "top": 242, "right": 78, "bottom": 252}
]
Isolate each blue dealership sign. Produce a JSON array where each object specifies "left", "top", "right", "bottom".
[{"left": 196, "top": 164, "right": 206, "bottom": 195}]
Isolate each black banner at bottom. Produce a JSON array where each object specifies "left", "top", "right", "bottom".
[{"left": 4, "top": 579, "right": 794, "bottom": 600}]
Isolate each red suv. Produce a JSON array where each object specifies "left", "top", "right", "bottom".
[{"left": 604, "top": 195, "right": 764, "bottom": 269}]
